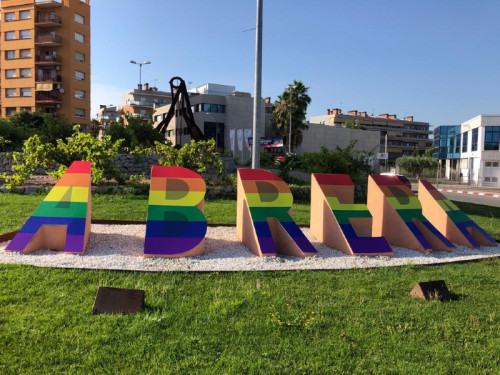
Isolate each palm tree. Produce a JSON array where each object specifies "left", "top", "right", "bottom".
[{"left": 272, "top": 80, "right": 311, "bottom": 152}]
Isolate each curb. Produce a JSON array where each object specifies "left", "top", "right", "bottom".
[{"left": 437, "top": 188, "right": 500, "bottom": 199}]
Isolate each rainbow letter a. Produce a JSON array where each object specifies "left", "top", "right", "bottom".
[{"left": 6, "top": 161, "right": 92, "bottom": 254}]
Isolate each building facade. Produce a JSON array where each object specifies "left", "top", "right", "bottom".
[
  {"left": 457, "top": 115, "right": 500, "bottom": 186},
  {"left": 310, "top": 109, "right": 432, "bottom": 165},
  {"left": 433, "top": 125, "right": 461, "bottom": 179},
  {"left": 0, "top": 0, "right": 91, "bottom": 127},
  {"left": 121, "top": 83, "right": 171, "bottom": 121},
  {"left": 153, "top": 83, "right": 273, "bottom": 163}
]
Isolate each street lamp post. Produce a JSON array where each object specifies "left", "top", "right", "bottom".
[
  {"left": 206, "top": 112, "right": 219, "bottom": 152},
  {"left": 129, "top": 60, "right": 151, "bottom": 88}
]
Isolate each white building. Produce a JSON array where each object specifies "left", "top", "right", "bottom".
[{"left": 455, "top": 115, "right": 500, "bottom": 186}]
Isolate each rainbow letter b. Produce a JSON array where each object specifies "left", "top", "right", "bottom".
[{"left": 144, "top": 166, "right": 207, "bottom": 257}]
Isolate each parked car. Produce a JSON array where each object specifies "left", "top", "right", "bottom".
[{"left": 380, "top": 172, "right": 412, "bottom": 190}]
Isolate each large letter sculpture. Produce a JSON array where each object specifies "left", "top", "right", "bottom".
[
  {"left": 237, "top": 169, "right": 317, "bottom": 257},
  {"left": 367, "top": 175, "right": 455, "bottom": 253},
  {"left": 144, "top": 166, "right": 207, "bottom": 257},
  {"left": 310, "top": 173, "right": 393, "bottom": 256},
  {"left": 6, "top": 161, "right": 92, "bottom": 254},
  {"left": 418, "top": 180, "right": 497, "bottom": 248}
]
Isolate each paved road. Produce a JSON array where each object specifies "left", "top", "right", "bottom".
[{"left": 442, "top": 191, "right": 500, "bottom": 208}]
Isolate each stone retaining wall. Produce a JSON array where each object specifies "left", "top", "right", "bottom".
[{"left": 0, "top": 152, "right": 237, "bottom": 178}]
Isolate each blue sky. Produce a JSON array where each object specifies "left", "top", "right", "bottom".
[{"left": 91, "top": 0, "right": 500, "bottom": 128}]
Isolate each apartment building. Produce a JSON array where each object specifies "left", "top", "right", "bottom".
[
  {"left": 310, "top": 109, "right": 432, "bottom": 165},
  {"left": 0, "top": 0, "right": 91, "bottom": 127},
  {"left": 121, "top": 83, "right": 171, "bottom": 120}
]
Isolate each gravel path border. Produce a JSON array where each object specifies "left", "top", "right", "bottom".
[{"left": 1, "top": 224, "right": 499, "bottom": 272}]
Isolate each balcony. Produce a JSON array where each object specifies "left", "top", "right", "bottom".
[
  {"left": 35, "top": 34, "right": 62, "bottom": 46},
  {"left": 35, "top": 1, "right": 62, "bottom": 9},
  {"left": 35, "top": 14, "right": 62, "bottom": 28},
  {"left": 35, "top": 91, "right": 62, "bottom": 104},
  {"left": 35, "top": 55, "right": 61, "bottom": 66},
  {"left": 36, "top": 74, "right": 62, "bottom": 83}
]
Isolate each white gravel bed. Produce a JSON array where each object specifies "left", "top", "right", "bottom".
[{"left": 0, "top": 224, "right": 499, "bottom": 272}]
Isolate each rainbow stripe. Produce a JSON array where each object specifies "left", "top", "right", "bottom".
[
  {"left": 313, "top": 174, "right": 392, "bottom": 255},
  {"left": 370, "top": 175, "right": 454, "bottom": 251},
  {"left": 144, "top": 166, "right": 207, "bottom": 256},
  {"left": 420, "top": 180, "right": 496, "bottom": 247},
  {"left": 238, "top": 169, "right": 316, "bottom": 256},
  {"left": 6, "top": 161, "right": 91, "bottom": 254}
]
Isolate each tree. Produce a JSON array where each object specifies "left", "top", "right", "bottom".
[
  {"left": 105, "top": 115, "right": 165, "bottom": 152},
  {"left": 272, "top": 80, "right": 311, "bottom": 152},
  {"left": 396, "top": 155, "right": 438, "bottom": 179},
  {"left": 0, "top": 110, "right": 73, "bottom": 150}
]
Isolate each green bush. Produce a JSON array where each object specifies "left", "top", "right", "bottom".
[
  {"left": 1, "top": 126, "right": 123, "bottom": 188},
  {"left": 154, "top": 139, "right": 234, "bottom": 186},
  {"left": 299, "top": 141, "right": 373, "bottom": 184}
]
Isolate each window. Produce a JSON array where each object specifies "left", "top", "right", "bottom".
[
  {"left": 75, "top": 51, "right": 85, "bottom": 62},
  {"left": 5, "top": 31, "right": 16, "bottom": 40},
  {"left": 75, "top": 89, "right": 85, "bottom": 99},
  {"left": 5, "top": 12, "right": 15, "bottom": 21},
  {"left": 462, "top": 131, "right": 468, "bottom": 152},
  {"left": 20, "top": 49, "right": 31, "bottom": 58},
  {"left": 75, "top": 71, "right": 85, "bottom": 80},
  {"left": 484, "top": 126, "right": 500, "bottom": 151},
  {"left": 75, "top": 108, "right": 85, "bottom": 118},
  {"left": 74, "top": 32, "right": 84, "bottom": 43},
  {"left": 74, "top": 13, "right": 84, "bottom": 24},
  {"left": 485, "top": 162, "right": 492, "bottom": 167},
  {"left": 20, "top": 30, "right": 31, "bottom": 39},
  {"left": 493, "top": 162, "right": 499, "bottom": 168},
  {"left": 6, "top": 88, "right": 16, "bottom": 97},
  {"left": 21, "top": 88, "right": 31, "bottom": 97},
  {"left": 471, "top": 128, "right": 478, "bottom": 151},
  {"left": 20, "top": 10, "right": 30, "bottom": 20},
  {"left": 20, "top": 68, "right": 31, "bottom": 77},
  {"left": 5, "top": 69, "right": 16, "bottom": 78},
  {"left": 454, "top": 134, "right": 460, "bottom": 154},
  {"left": 6, "top": 108, "right": 16, "bottom": 116},
  {"left": 5, "top": 50, "right": 15, "bottom": 59},
  {"left": 21, "top": 107, "right": 31, "bottom": 113}
]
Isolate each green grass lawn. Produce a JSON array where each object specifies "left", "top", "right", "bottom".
[
  {"left": 0, "top": 260, "right": 498, "bottom": 374},
  {"left": 0, "top": 194, "right": 499, "bottom": 373}
]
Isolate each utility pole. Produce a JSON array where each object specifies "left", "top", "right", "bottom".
[{"left": 251, "top": 0, "right": 263, "bottom": 169}]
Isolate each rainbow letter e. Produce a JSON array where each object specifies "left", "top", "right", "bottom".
[
  {"left": 237, "top": 168, "right": 316, "bottom": 257},
  {"left": 310, "top": 173, "right": 392, "bottom": 256},
  {"left": 418, "top": 180, "right": 497, "bottom": 248},
  {"left": 6, "top": 161, "right": 92, "bottom": 254},
  {"left": 368, "top": 174, "right": 455, "bottom": 253},
  {"left": 144, "top": 166, "right": 207, "bottom": 257}
]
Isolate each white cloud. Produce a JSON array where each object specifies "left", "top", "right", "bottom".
[{"left": 91, "top": 82, "right": 129, "bottom": 118}]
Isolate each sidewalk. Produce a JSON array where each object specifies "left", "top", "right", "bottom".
[{"left": 413, "top": 179, "right": 500, "bottom": 198}]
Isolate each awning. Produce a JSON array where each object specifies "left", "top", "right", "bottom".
[{"left": 36, "top": 82, "right": 53, "bottom": 91}]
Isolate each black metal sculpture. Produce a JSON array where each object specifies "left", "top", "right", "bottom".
[{"left": 155, "top": 76, "right": 205, "bottom": 141}]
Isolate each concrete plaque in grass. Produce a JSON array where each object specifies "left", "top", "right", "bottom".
[
  {"left": 410, "top": 280, "right": 451, "bottom": 301},
  {"left": 93, "top": 287, "right": 145, "bottom": 315}
]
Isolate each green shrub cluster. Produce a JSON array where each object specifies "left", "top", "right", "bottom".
[
  {"left": 1, "top": 126, "right": 123, "bottom": 188},
  {"left": 154, "top": 139, "right": 234, "bottom": 186}
]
